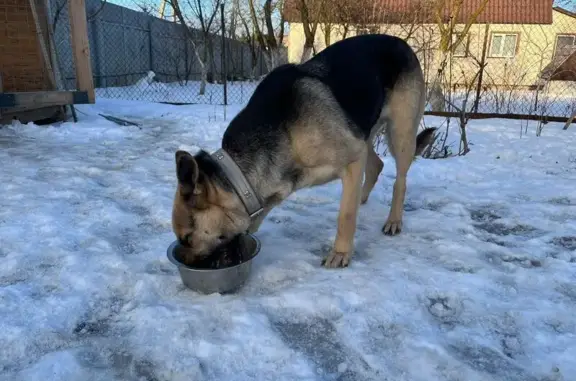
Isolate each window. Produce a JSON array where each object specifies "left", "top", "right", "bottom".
[
  {"left": 452, "top": 33, "right": 469, "bottom": 57},
  {"left": 356, "top": 25, "right": 379, "bottom": 35},
  {"left": 554, "top": 35, "right": 576, "bottom": 60},
  {"left": 489, "top": 33, "right": 518, "bottom": 58}
]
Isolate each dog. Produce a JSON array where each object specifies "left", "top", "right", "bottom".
[{"left": 172, "top": 33, "right": 436, "bottom": 268}]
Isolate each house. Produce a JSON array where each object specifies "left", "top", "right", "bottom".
[{"left": 282, "top": 0, "right": 576, "bottom": 92}]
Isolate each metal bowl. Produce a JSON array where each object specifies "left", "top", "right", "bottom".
[{"left": 166, "top": 233, "right": 261, "bottom": 294}]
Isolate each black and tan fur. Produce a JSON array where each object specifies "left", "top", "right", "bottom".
[{"left": 172, "top": 33, "right": 436, "bottom": 268}]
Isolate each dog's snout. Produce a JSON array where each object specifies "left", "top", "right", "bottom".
[{"left": 178, "top": 236, "right": 191, "bottom": 248}]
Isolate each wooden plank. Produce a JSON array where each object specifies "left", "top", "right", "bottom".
[
  {"left": 0, "top": 91, "right": 90, "bottom": 109},
  {"left": 68, "top": 0, "right": 95, "bottom": 103},
  {"left": 0, "top": 106, "right": 64, "bottom": 125},
  {"left": 424, "top": 111, "right": 576, "bottom": 124}
]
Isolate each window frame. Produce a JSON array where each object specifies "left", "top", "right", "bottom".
[
  {"left": 488, "top": 32, "right": 519, "bottom": 58},
  {"left": 553, "top": 34, "right": 576, "bottom": 60}
]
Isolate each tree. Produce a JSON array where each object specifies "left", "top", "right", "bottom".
[
  {"left": 295, "top": 0, "right": 324, "bottom": 61},
  {"left": 235, "top": 0, "right": 261, "bottom": 78},
  {"left": 167, "top": 0, "right": 223, "bottom": 94},
  {"left": 247, "top": 0, "right": 286, "bottom": 70},
  {"left": 427, "top": 0, "right": 489, "bottom": 111}
]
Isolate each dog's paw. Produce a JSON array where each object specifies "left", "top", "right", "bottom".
[
  {"left": 321, "top": 251, "right": 350, "bottom": 268},
  {"left": 382, "top": 219, "right": 403, "bottom": 235}
]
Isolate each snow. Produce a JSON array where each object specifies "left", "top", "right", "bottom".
[
  {"left": 96, "top": 78, "right": 259, "bottom": 106},
  {"left": 1, "top": 96, "right": 576, "bottom": 381},
  {"left": 95, "top": 73, "right": 575, "bottom": 119}
]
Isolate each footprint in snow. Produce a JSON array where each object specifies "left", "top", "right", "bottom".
[
  {"left": 423, "top": 292, "right": 465, "bottom": 324},
  {"left": 484, "top": 252, "right": 543, "bottom": 272}
]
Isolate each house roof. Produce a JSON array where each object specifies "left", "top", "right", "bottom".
[
  {"left": 282, "top": 0, "right": 554, "bottom": 25},
  {"left": 553, "top": 7, "right": 576, "bottom": 19}
]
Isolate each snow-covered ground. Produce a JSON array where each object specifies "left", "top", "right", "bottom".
[
  {"left": 95, "top": 76, "right": 259, "bottom": 106},
  {"left": 1, "top": 98, "right": 575, "bottom": 381}
]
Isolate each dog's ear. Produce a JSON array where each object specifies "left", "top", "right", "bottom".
[{"left": 175, "top": 151, "right": 200, "bottom": 195}]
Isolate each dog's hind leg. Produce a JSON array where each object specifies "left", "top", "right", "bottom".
[
  {"left": 361, "top": 142, "right": 384, "bottom": 204},
  {"left": 382, "top": 73, "right": 426, "bottom": 236},
  {"left": 323, "top": 147, "right": 367, "bottom": 268}
]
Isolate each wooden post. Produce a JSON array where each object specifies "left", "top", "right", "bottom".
[{"left": 68, "top": 0, "right": 95, "bottom": 103}]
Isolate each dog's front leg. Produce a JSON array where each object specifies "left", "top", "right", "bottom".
[{"left": 323, "top": 151, "right": 367, "bottom": 268}]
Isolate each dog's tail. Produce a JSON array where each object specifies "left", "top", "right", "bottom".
[{"left": 415, "top": 127, "right": 437, "bottom": 156}]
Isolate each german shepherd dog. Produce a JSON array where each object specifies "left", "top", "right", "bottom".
[{"left": 172, "top": 34, "right": 436, "bottom": 268}]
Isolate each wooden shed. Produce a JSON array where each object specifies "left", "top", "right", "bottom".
[{"left": 0, "top": 0, "right": 95, "bottom": 125}]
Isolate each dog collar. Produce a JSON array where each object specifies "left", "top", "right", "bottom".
[{"left": 211, "top": 148, "right": 264, "bottom": 219}]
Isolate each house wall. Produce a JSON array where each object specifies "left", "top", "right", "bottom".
[
  {"left": 0, "top": 0, "right": 51, "bottom": 92},
  {"left": 286, "top": 9, "right": 576, "bottom": 88}
]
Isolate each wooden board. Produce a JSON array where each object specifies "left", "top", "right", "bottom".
[
  {"left": 0, "top": 91, "right": 90, "bottom": 109},
  {"left": 0, "top": 106, "right": 64, "bottom": 125}
]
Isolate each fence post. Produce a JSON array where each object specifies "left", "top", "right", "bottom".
[
  {"left": 148, "top": 18, "right": 154, "bottom": 76},
  {"left": 91, "top": 16, "right": 104, "bottom": 89},
  {"left": 220, "top": 2, "right": 227, "bottom": 105},
  {"left": 184, "top": 34, "right": 189, "bottom": 83},
  {"left": 260, "top": 49, "right": 263, "bottom": 76},
  {"left": 240, "top": 44, "right": 244, "bottom": 79},
  {"left": 121, "top": 8, "right": 129, "bottom": 86}
]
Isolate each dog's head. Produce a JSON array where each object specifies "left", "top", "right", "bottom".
[{"left": 171, "top": 150, "right": 251, "bottom": 258}]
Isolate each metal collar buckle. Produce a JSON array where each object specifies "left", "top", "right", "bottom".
[{"left": 249, "top": 208, "right": 264, "bottom": 219}]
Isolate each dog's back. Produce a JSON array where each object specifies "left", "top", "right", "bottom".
[
  {"left": 223, "top": 34, "right": 424, "bottom": 150},
  {"left": 301, "top": 34, "right": 424, "bottom": 139}
]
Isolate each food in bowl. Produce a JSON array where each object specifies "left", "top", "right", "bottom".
[{"left": 174, "top": 234, "right": 249, "bottom": 269}]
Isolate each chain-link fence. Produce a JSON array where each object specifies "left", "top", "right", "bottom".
[
  {"left": 285, "top": 2, "right": 576, "bottom": 122},
  {"left": 419, "top": 9, "right": 576, "bottom": 122},
  {"left": 50, "top": 0, "right": 574, "bottom": 122},
  {"left": 50, "top": 0, "right": 270, "bottom": 106}
]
